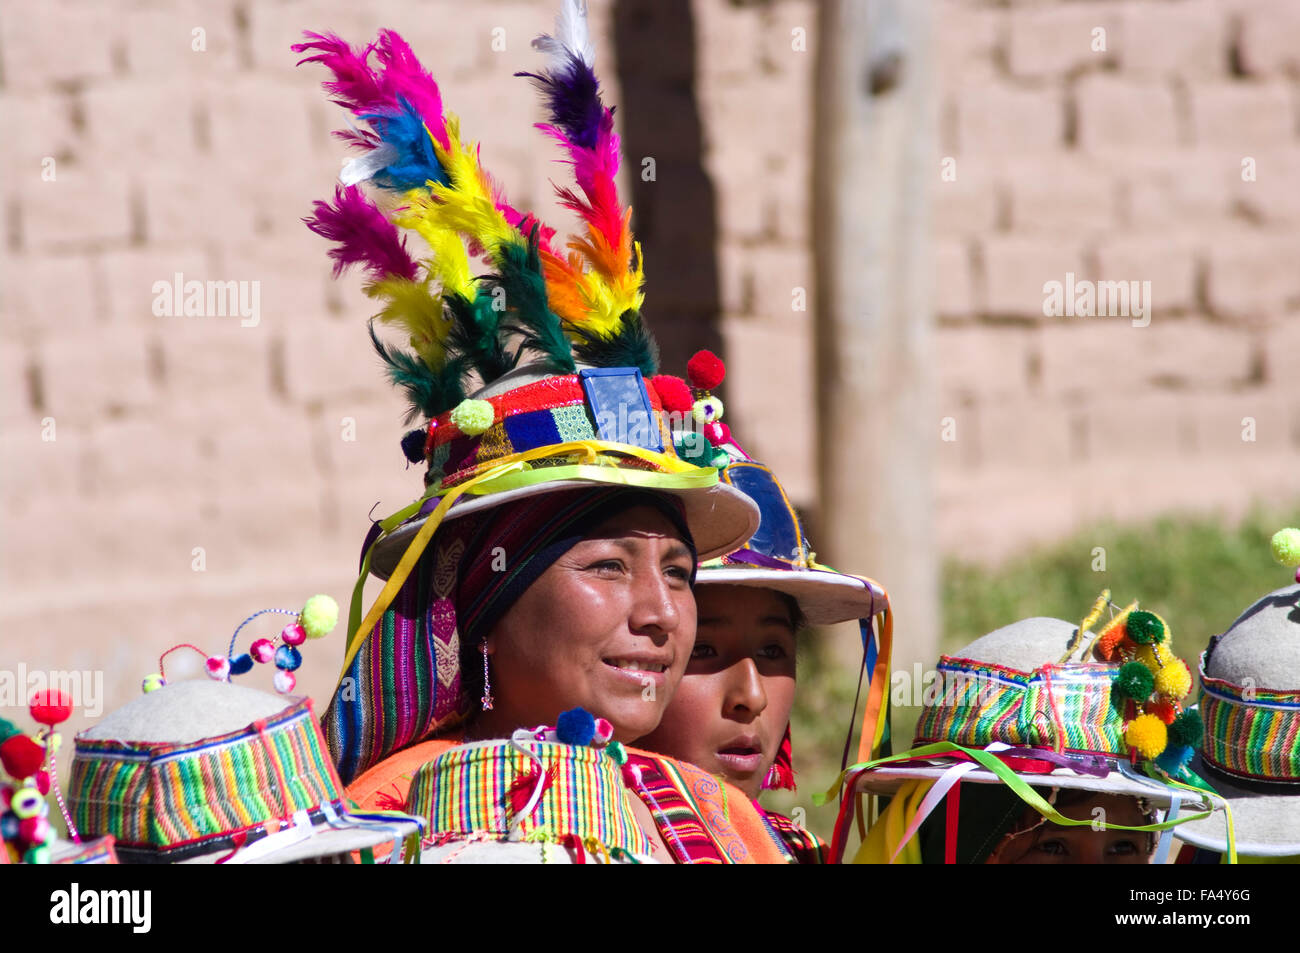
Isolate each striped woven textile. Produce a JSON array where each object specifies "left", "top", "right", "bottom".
[
  {"left": 324, "top": 519, "right": 473, "bottom": 786},
  {"left": 71, "top": 699, "right": 344, "bottom": 854},
  {"left": 915, "top": 657, "right": 1126, "bottom": 756},
  {"left": 622, "top": 753, "right": 730, "bottom": 863},
  {"left": 1200, "top": 664, "right": 1300, "bottom": 782},
  {"left": 761, "top": 809, "right": 825, "bottom": 864},
  {"left": 406, "top": 741, "right": 652, "bottom": 856}
]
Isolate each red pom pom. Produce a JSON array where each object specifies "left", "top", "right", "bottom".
[
  {"left": 1150, "top": 700, "right": 1177, "bottom": 725},
  {"left": 29, "top": 689, "right": 72, "bottom": 727},
  {"left": 650, "top": 375, "right": 693, "bottom": 414},
  {"left": 702, "top": 421, "right": 725, "bottom": 445},
  {"left": 0, "top": 735, "right": 45, "bottom": 781},
  {"left": 716, "top": 422, "right": 731, "bottom": 444},
  {"left": 33, "top": 770, "right": 50, "bottom": 796},
  {"left": 686, "top": 350, "right": 726, "bottom": 391}
]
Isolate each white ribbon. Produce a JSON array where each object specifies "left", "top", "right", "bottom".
[
  {"left": 222, "top": 809, "right": 315, "bottom": 865},
  {"left": 890, "top": 742, "right": 1011, "bottom": 863}
]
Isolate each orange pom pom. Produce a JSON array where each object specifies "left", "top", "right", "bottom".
[{"left": 1094, "top": 622, "right": 1128, "bottom": 661}]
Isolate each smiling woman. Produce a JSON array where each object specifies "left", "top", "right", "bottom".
[
  {"left": 465, "top": 503, "right": 698, "bottom": 745},
  {"left": 294, "top": 9, "right": 817, "bottom": 862}
]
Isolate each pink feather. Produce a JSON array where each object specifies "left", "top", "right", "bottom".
[
  {"left": 539, "top": 119, "right": 624, "bottom": 255},
  {"left": 292, "top": 32, "right": 385, "bottom": 115},
  {"left": 372, "top": 30, "right": 450, "bottom": 151},
  {"left": 303, "top": 185, "right": 419, "bottom": 283}
]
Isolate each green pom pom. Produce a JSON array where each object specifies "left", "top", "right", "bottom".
[
  {"left": 1114, "top": 661, "right": 1155, "bottom": 701},
  {"left": 1271, "top": 528, "right": 1300, "bottom": 568},
  {"left": 605, "top": 741, "right": 628, "bottom": 766},
  {"left": 1126, "top": 610, "right": 1166, "bottom": 645},
  {"left": 1169, "top": 709, "right": 1204, "bottom": 748},
  {"left": 0, "top": 717, "right": 18, "bottom": 743},
  {"left": 450, "top": 398, "right": 495, "bottom": 436},
  {"left": 300, "top": 594, "right": 339, "bottom": 640}
]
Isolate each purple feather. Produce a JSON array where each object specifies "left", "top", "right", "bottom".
[
  {"left": 516, "top": 51, "right": 605, "bottom": 151},
  {"left": 303, "top": 185, "right": 418, "bottom": 283}
]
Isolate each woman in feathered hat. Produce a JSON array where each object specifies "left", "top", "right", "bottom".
[
  {"left": 295, "top": 5, "right": 792, "bottom": 862},
  {"left": 824, "top": 593, "right": 1226, "bottom": 863},
  {"left": 635, "top": 350, "right": 891, "bottom": 862}
]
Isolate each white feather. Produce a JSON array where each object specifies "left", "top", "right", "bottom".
[
  {"left": 531, "top": 0, "right": 595, "bottom": 67},
  {"left": 340, "top": 142, "right": 399, "bottom": 186}
]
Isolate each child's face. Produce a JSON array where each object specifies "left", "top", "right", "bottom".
[
  {"left": 636, "top": 584, "right": 798, "bottom": 798},
  {"left": 986, "top": 792, "right": 1155, "bottom": 864}
]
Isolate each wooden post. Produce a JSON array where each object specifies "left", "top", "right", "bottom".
[{"left": 813, "top": 1, "right": 938, "bottom": 680}]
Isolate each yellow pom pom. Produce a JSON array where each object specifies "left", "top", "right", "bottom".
[
  {"left": 299, "top": 595, "right": 339, "bottom": 640},
  {"left": 450, "top": 398, "right": 495, "bottom": 436},
  {"left": 1125, "top": 713, "right": 1168, "bottom": 760},
  {"left": 1153, "top": 657, "right": 1192, "bottom": 699},
  {"left": 1134, "top": 643, "right": 1167, "bottom": 674},
  {"left": 1271, "top": 528, "right": 1300, "bottom": 568}
]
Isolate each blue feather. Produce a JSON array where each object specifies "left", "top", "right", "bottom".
[{"left": 361, "top": 96, "right": 449, "bottom": 192}]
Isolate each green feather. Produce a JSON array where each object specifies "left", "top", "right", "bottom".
[
  {"left": 571, "top": 309, "right": 659, "bottom": 376},
  {"left": 444, "top": 289, "right": 517, "bottom": 385},
  {"left": 486, "top": 228, "right": 576, "bottom": 374},
  {"left": 368, "top": 321, "right": 465, "bottom": 422}
]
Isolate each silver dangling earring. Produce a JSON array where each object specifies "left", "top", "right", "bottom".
[{"left": 480, "top": 641, "right": 494, "bottom": 711}]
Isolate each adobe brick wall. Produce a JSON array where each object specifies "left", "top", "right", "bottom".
[{"left": 1, "top": 0, "right": 1297, "bottom": 743}]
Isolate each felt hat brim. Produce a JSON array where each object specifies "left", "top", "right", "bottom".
[
  {"left": 1167, "top": 753, "right": 1300, "bottom": 857},
  {"left": 851, "top": 758, "right": 1217, "bottom": 813},
  {"left": 371, "top": 480, "right": 760, "bottom": 581},
  {"left": 173, "top": 814, "right": 423, "bottom": 865},
  {"left": 694, "top": 566, "right": 885, "bottom": 626}
]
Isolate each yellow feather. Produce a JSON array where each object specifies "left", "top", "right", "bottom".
[
  {"left": 423, "top": 229, "right": 473, "bottom": 300},
  {"left": 395, "top": 114, "right": 521, "bottom": 262},
  {"left": 367, "top": 277, "right": 454, "bottom": 371}
]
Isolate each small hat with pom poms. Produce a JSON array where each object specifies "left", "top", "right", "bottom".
[
  {"left": 1175, "top": 528, "right": 1300, "bottom": 859},
  {"left": 824, "top": 591, "right": 1226, "bottom": 864},
  {"left": 68, "top": 599, "right": 423, "bottom": 864}
]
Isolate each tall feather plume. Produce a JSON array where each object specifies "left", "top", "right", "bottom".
[
  {"left": 520, "top": 1, "right": 650, "bottom": 366},
  {"left": 299, "top": 27, "right": 578, "bottom": 416}
]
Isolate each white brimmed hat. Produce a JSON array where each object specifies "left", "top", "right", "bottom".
[
  {"left": 70, "top": 680, "right": 422, "bottom": 864},
  {"left": 1176, "top": 580, "right": 1300, "bottom": 857}
]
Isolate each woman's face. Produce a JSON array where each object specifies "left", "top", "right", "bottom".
[
  {"left": 479, "top": 505, "right": 698, "bottom": 742},
  {"left": 986, "top": 792, "right": 1155, "bottom": 864},
  {"left": 636, "top": 584, "right": 798, "bottom": 799}
]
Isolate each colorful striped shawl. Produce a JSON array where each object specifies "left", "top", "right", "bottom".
[{"left": 761, "top": 808, "right": 827, "bottom": 864}]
